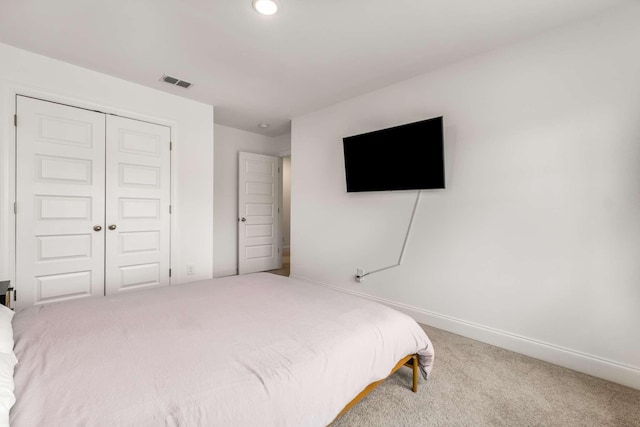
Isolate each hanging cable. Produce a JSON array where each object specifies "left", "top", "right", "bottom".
[{"left": 356, "top": 190, "right": 421, "bottom": 282}]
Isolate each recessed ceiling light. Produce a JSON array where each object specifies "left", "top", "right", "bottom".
[
  {"left": 258, "top": 123, "right": 270, "bottom": 129},
  {"left": 252, "top": 0, "right": 279, "bottom": 16}
]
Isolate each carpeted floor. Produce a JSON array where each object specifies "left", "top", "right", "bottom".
[{"left": 332, "top": 325, "right": 640, "bottom": 427}]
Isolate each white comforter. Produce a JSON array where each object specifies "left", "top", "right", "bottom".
[{"left": 11, "top": 273, "right": 433, "bottom": 426}]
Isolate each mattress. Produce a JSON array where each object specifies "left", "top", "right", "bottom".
[{"left": 10, "top": 273, "right": 434, "bottom": 426}]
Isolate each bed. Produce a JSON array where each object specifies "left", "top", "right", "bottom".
[{"left": 4, "top": 273, "right": 434, "bottom": 426}]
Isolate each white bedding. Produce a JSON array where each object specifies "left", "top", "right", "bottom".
[{"left": 10, "top": 273, "right": 433, "bottom": 426}]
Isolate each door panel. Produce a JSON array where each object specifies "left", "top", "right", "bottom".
[
  {"left": 105, "top": 116, "right": 170, "bottom": 294},
  {"left": 16, "top": 96, "right": 106, "bottom": 309},
  {"left": 238, "top": 152, "right": 280, "bottom": 274},
  {"left": 37, "top": 271, "right": 93, "bottom": 302}
]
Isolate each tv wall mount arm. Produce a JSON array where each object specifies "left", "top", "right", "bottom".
[{"left": 355, "top": 190, "right": 421, "bottom": 282}]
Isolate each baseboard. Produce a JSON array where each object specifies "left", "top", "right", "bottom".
[
  {"left": 291, "top": 274, "right": 640, "bottom": 391},
  {"left": 213, "top": 268, "right": 237, "bottom": 278}
]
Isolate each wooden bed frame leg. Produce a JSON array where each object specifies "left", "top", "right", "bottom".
[
  {"left": 412, "top": 354, "right": 418, "bottom": 393},
  {"left": 332, "top": 354, "right": 420, "bottom": 424}
]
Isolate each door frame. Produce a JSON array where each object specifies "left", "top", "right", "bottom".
[
  {"left": 279, "top": 153, "right": 291, "bottom": 264},
  {"left": 1, "top": 84, "right": 177, "bottom": 309},
  {"left": 276, "top": 151, "right": 290, "bottom": 272}
]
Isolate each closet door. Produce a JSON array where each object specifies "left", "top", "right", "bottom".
[
  {"left": 15, "top": 96, "right": 106, "bottom": 309},
  {"left": 104, "top": 116, "right": 171, "bottom": 294}
]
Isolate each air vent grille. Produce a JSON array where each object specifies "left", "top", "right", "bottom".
[{"left": 161, "top": 75, "right": 192, "bottom": 89}]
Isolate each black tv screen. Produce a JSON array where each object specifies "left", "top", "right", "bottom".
[{"left": 343, "top": 116, "right": 445, "bottom": 192}]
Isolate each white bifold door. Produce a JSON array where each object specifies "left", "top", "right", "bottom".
[
  {"left": 15, "top": 96, "right": 170, "bottom": 310},
  {"left": 104, "top": 116, "right": 170, "bottom": 295},
  {"left": 15, "top": 97, "right": 106, "bottom": 307},
  {"left": 238, "top": 152, "right": 280, "bottom": 275}
]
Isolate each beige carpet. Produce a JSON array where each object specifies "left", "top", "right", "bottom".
[{"left": 332, "top": 325, "right": 640, "bottom": 427}]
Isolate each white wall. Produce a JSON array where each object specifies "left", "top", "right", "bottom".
[
  {"left": 0, "top": 42, "right": 214, "bottom": 288},
  {"left": 282, "top": 156, "right": 291, "bottom": 249},
  {"left": 213, "top": 124, "right": 290, "bottom": 276},
  {"left": 291, "top": 5, "right": 640, "bottom": 389}
]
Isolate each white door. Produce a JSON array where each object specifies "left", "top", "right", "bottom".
[
  {"left": 15, "top": 96, "right": 106, "bottom": 309},
  {"left": 238, "top": 152, "right": 280, "bottom": 274},
  {"left": 104, "top": 115, "right": 171, "bottom": 294}
]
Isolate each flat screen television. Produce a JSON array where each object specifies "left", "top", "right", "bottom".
[{"left": 343, "top": 116, "right": 445, "bottom": 192}]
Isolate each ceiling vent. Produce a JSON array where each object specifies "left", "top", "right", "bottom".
[{"left": 161, "top": 75, "right": 192, "bottom": 89}]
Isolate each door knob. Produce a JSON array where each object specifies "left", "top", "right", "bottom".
[
  {"left": 240, "top": 217, "right": 246, "bottom": 222},
  {"left": 93, "top": 225, "right": 102, "bottom": 232},
  {"left": 108, "top": 224, "right": 117, "bottom": 230}
]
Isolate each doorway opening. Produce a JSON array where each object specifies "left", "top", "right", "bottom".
[{"left": 268, "top": 154, "right": 290, "bottom": 277}]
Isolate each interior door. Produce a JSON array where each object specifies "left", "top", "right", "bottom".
[
  {"left": 15, "top": 96, "right": 106, "bottom": 309},
  {"left": 238, "top": 152, "right": 280, "bottom": 274},
  {"left": 104, "top": 115, "right": 171, "bottom": 294}
]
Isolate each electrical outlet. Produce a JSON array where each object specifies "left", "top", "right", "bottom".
[
  {"left": 187, "top": 265, "right": 195, "bottom": 275},
  {"left": 356, "top": 268, "right": 365, "bottom": 283}
]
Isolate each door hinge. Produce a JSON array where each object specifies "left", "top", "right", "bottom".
[
  {"left": 14, "top": 114, "right": 17, "bottom": 127},
  {"left": 169, "top": 141, "right": 173, "bottom": 151},
  {"left": 13, "top": 288, "right": 16, "bottom": 302},
  {"left": 169, "top": 205, "right": 172, "bottom": 214},
  {"left": 13, "top": 203, "right": 16, "bottom": 214},
  {"left": 169, "top": 269, "right": 172, "bottom": 277}
]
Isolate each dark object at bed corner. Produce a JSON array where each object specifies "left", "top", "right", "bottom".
[{"left": 0, "top": 281, "right": 10, "bottom": 307}]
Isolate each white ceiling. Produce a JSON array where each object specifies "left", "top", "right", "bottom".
[{"left": 0, "top": 0, "right": 631, "bottom": 136}]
